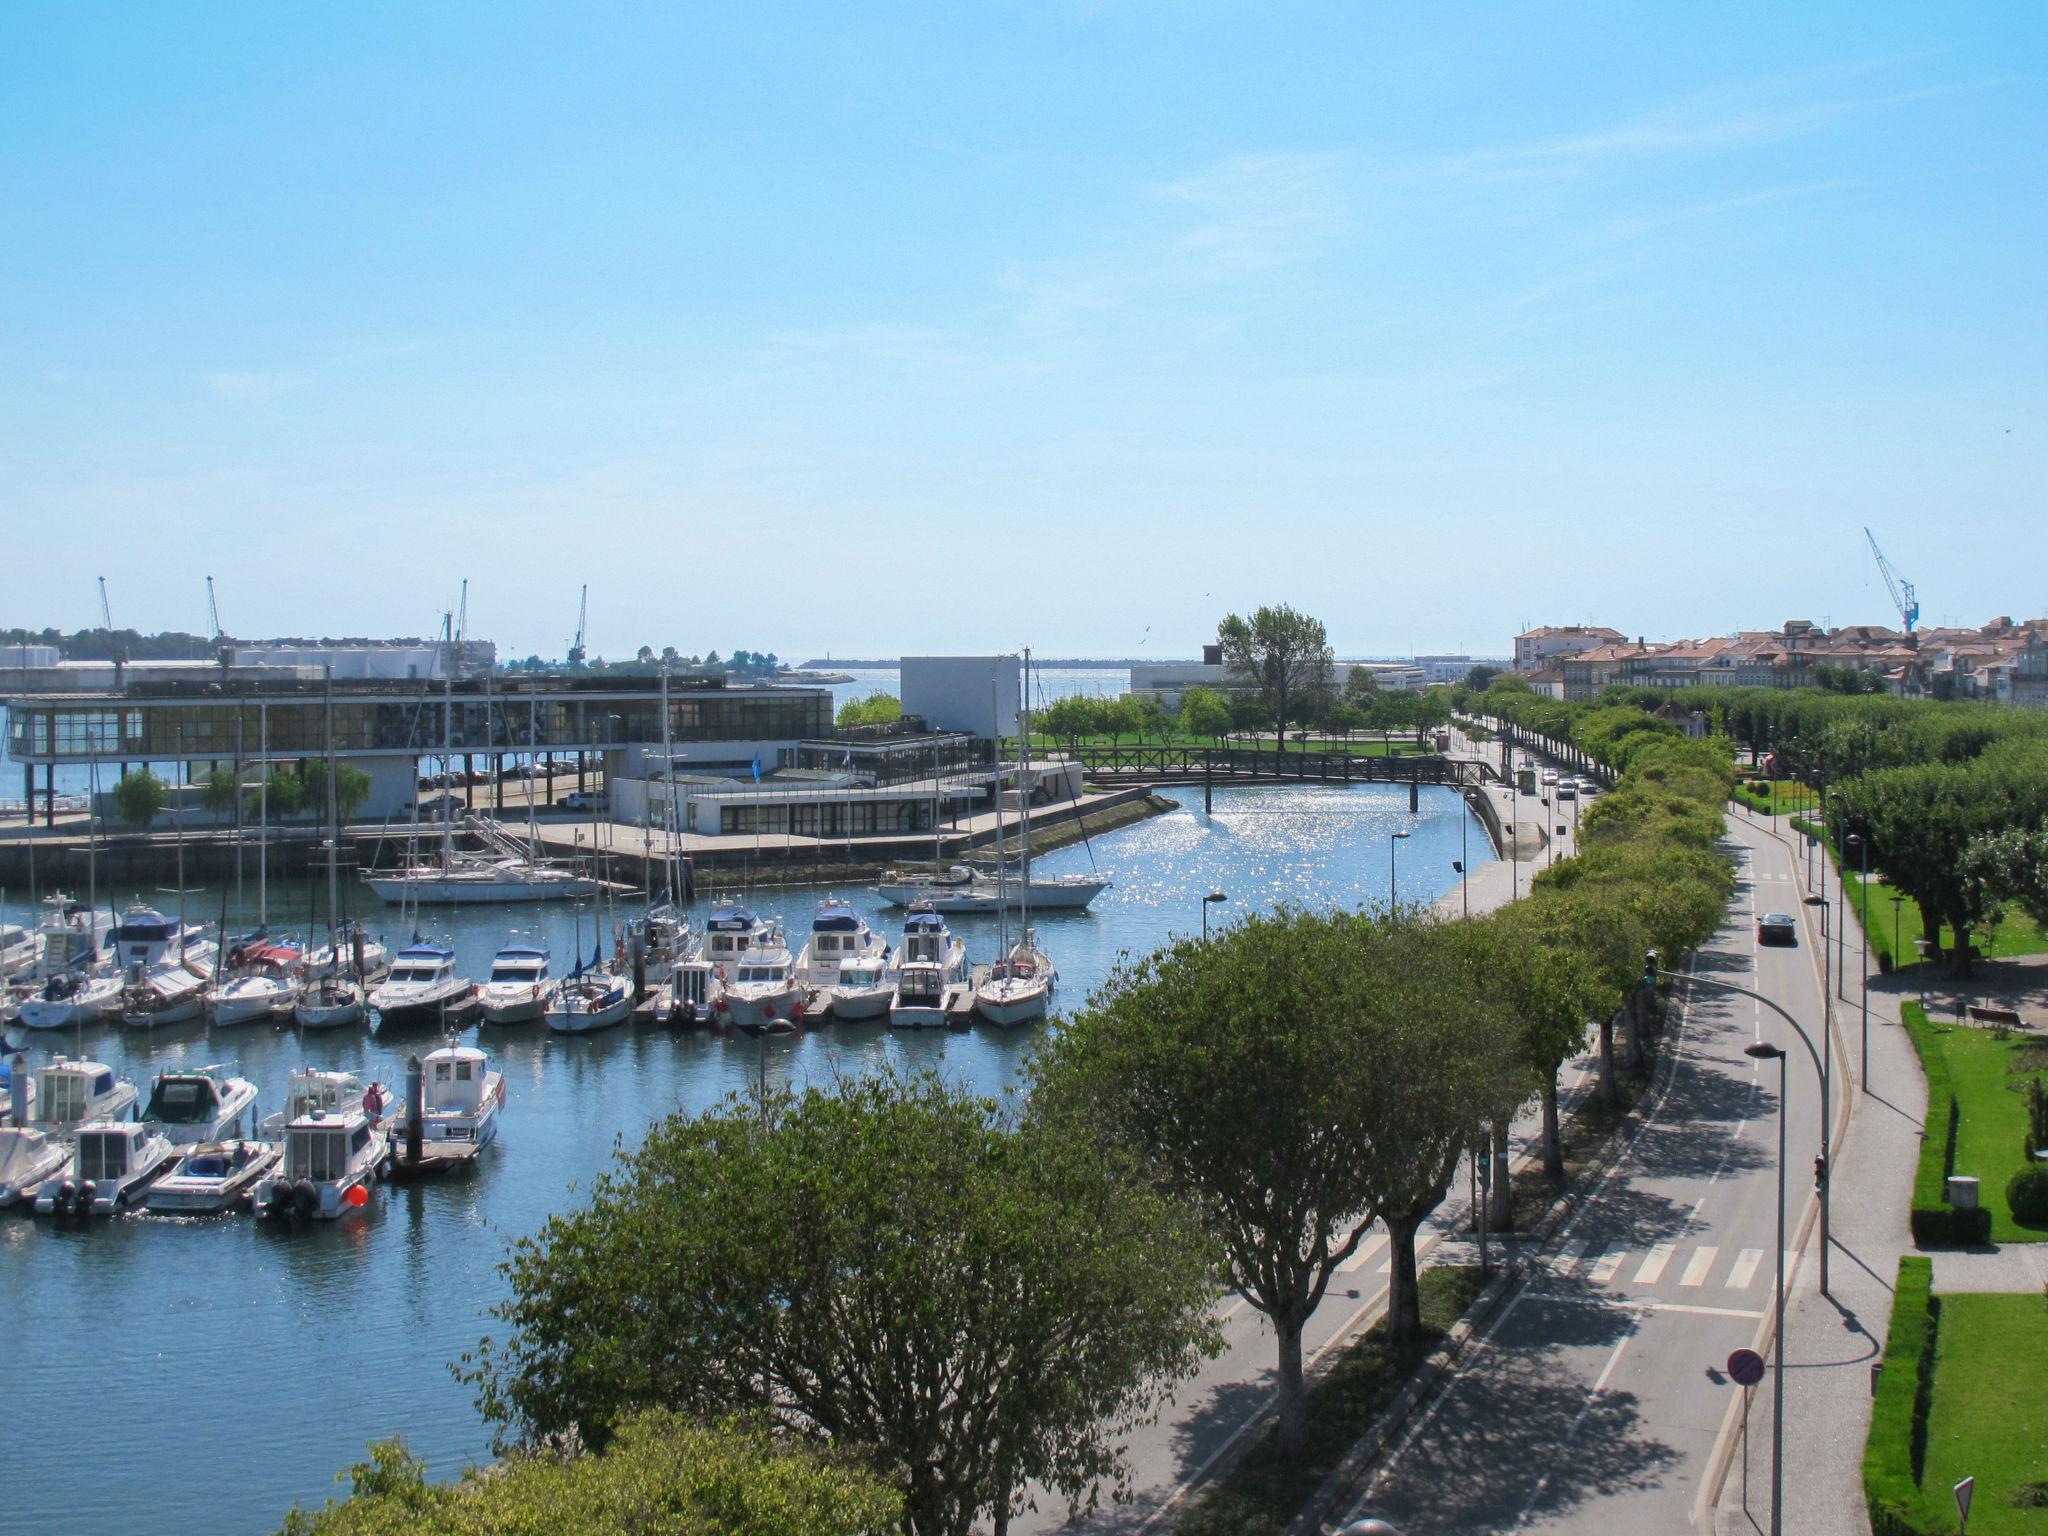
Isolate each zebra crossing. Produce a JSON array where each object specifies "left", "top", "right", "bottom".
[{"left": 1544, "top": 1236, "right": 1798, "bottom": 1295}]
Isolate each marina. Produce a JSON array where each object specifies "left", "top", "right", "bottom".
[{"left": 0, "top": 777, "right": 1490, "bottom": 1535}]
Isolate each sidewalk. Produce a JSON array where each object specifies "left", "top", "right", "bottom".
[{"left": 1709, "top": 814, "right": 2048, "bottom": 1536}]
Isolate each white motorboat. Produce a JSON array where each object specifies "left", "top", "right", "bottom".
[
  {"left": 15, "top": 970, "right": 124, "bottom": 1031},
  {"left": 544, "top": 970, "right": 632, "bottom": 1034},
  {"left": 794, "top": 900, "right": 884, "bottom": 989},
  {"left": 0, "top": 1124, "right": 68, "bottom": 1207},
  {"left": 302, "top": 922, "right": 390, "bottom": 982},
  {"left": 17, "top": 895, "right": 117, "bottom": 985},
  {"left": 630, "top": 902, "right": 697, "bottom": 988},
  {"left": 142, "top": 1066, "right": 261, "bottom": 1145},
  {"left": 887, "top": 907, "right": 969, "bottom": 1029},
  {"left": 368, "top": 943, "right": 475, "bottom": 1029},
  {"left": 700, "top": 903, "right": 769, "bottom": 976},
  {"left": 0, "top": 919, "right": 38, "bottom": 981},
  {"left": 24, "top": 1056, "right": 140, "bottom": 1131},
  {"left": 254, "top": 1069, "right": 391, "bottom": 1220},
  {"left": 655, "top": 957, "right": 718, "bottom": 1027},
  {"left": 109, "top": 903, "right": 218, "bottom": 977},
  {"left": 35, "top": 1121, "right": 178, "bottom": 1215},
  {"left": 829, "top": 951, "right": 895, "bottom": 1022},
  {"left": 412, "top": 1042, "right": 505, "bottom": 1149},
  {"left": 719, "top": 924, "right": 806, "bottom": 1034},
  {"left": 206, "top": 942, "right": 304, "bottom": 1025},
  {"left": 478, "top": 937, "right": 553, "bottom": 1024},
  {"left": 975, "top": 935, "right": 1054, "bottom": 1027},
  {"left": 295, "top": 975, "right": 367, "bottom": 1030},
  {"left": 146, "top": 1138, "right": 281, "bottom": 1214}
]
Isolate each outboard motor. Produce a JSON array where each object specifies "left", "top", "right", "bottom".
[
  {"left": 78, "top": 1180, "right": 98, "bottom": 1213},
  {"left": 265, "top": 1180, "right": 294, "bottom": 1218},
  {"left": 293, "top": 1178, "right": 319, "bottom": 1217},
  {"left": 56, "top": 1179, "right": 78, "bottom": 1213}
]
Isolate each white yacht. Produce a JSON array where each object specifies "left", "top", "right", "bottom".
[
  {"left": 412, "top": 1042, "right": 505, "bottom": 1149},
  {"left": 829, "top": 950, "right": 896, "bottom": 1022},
  {"left": 655, "top": 956, "right": 718, "bottom": 1027},
  {"left": 544, "top": 968, "right": 632, "bottom": 1034},
  {"left": 975, "top": 933, "right": 1054, "bottom": 1027},
  {"left": 147, "top": 1139, "right": 281, "bottom": 1214},
  {"left": 295, "top": 974, "right": 367, "bottom": 1030},
  {"left": 887, "top": 907, "right": 969, "bottom": 1029},
  {"left": 478, "top": 937, "right": 553, "bottom": 1024},
  {"left": 29, "top": 1056, "right": 140, "bottom": 1131},
  {"left": 795, "top": 901, "right": 884, "bottom": 990},
  {"left": 368, "top": 943, "right": 475, "bottom": 1029},
  {"left": 719, "top": 922, "right": 805, "bottom": 1034},
  {"left": 206, "top": 942, "right": 304, "bottom": 1025},
  {"left": 0, "top": 1123, "right": 68, "bottom": 1207},
  {"left": 35, "top": 1121, "right": 178, "bottom": 1215},
  {"left": 0, "top": 918, "right": 39, "bottom": 980},
  {"left": 303, "top": 922, "right": 390, "bottom": 983},
  {"left": 700, "top": 903, "right": 769, "bottom": 978},
  {"left": 16, "top": 969, "right": 124, "bottom": 1031},
  {"left": 254, "top": 1069, "right": 391, "bottom": 1220},
  {"left": 142, "top": 1067, "right": 261, "bottom": 1146},
  {"left": 364, "top": 852, "right": 602, "bottom": 905},
  {"left": 877, "top": 864, "right": 1109, "bottom": 912},
  {"left": 18, "top": 896, "right": 117, "bottom": 984}
]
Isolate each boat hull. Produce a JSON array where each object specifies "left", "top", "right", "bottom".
[
  {"left": 16, "top": 980, "right": 121, "bottom": 1030},
  {"left": 369, "top": 984, "right": 476, "bottom": 1030},
  {"left": 829, "top": 986, "right": 892, "bottom": 1022},
  {"left": 295, "top": 996, "right": 365, "bottom": 1030},
  {"left": 478, "top": 988, "right": 549, "bottom": 1025},
  {"left": 364, "top": 876, "right": 598, "bottom": 905},
  {"left": 209, "top": 986, "right": 294, "bottom": 1026},
  {"left": 975, "top": 984, "right": 1051, "bottom": 1027},
  {"left": 722, "top": 986, "right": 805, "bottom": 1034}
]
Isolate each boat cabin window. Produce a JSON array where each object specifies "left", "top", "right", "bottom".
[
  {"left": 185, "top": 1153, "right": 228, "bottom": 1177},
  {"left": 77, "top": 1135, "right": 127, "bottom": 1181},
  {"left": 40, "top": 1074, "right": 90, "bottom": 1123},
  {"left": 145, "top": 1079, "right": 218, "bottom": 1123},
  {"left": 843, "top": 967, "right": 879, "bottom": 987},
  {"left": 899, "top": 969, "right": 941, "bottom": 1000},
  {"left": 491, "top": 962, "right": 542, "bottom": 981},
  {"left": 352, "top": 1124, "right": 371, "bottom": 1155},
  {"left": 289, "top": 1127, "right": 350, "bottom": 1181}
]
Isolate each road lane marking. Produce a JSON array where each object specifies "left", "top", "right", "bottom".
[
  {"left": 1551, "top": 1237, "right": 1589, "bottom": 1276},
  {"left": 1513, "top": 1305, "right": 1647, "bottom": 1527},
  {"left": 1633, "top": 1243, "right": 1677, "bottom": 1285},
  {"left": 1728, "top": 1249, "right": 1763, "bottom": 1288},
  {"left": 1589, "top": 1247, "right": 1628, "bottom": 1284},
  {"left": 1680, "top": 1246, "right": 1719, "bottom": 1287},
  {"left": 1337, "top": 1231, "right": 1388, "bottom": 1275}
]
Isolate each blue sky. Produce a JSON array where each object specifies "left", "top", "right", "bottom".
[{"left": 2, "top": 3, "right": 2041, "bottom": 661}]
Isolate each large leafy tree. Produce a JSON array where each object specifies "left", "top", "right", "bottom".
[
  {"left": 200, "top": 766, "right": 244, "bottom": 828},
  {"left": 464, "top": 1071, "right": 1216, "bottom": 1536},
  {"left": 112, "top": 768, "right": 168, "bottom": 827},
  {"left": 1034, "top": 909, "right": 1517, "bottom": 1454},
  {"left": 1178, "top": 685, "right": 1233, "bottom": 742},
  {"left": 1217, "top": 605, "right": 1333, "bottom": 752},
  {"left": 278, "top": 1411, "right": 900, "bottom": 1536}
]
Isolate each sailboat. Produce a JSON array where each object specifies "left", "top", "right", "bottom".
[
  {"left": 298, "top": 667, "right": 370, "bottom": 1031},
  {"left": 977, "top": 665, "right": 1053, "bottom": 1027}
]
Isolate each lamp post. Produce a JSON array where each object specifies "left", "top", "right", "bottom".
[
  {"left": 1651, "top": 953, "right": 1830, "bottom": 1298},
  {"left": 1848, "top": 833, "right": 1870, "bottom": 1086},
  {"left": 1891, "top": 893, "right": 1904, "bottom": 975},
  {"left": 1201, "top": 890, "right": 1228, "bottom": 942},
  {"left": 1540, "top": 796, "right": 1553, "bottom": 867},
  {"left": 1744, "top": 1038, "right": 1789, "bottom": 1536},
  {"left": 1389, "top": 828, "right": 1411, "bottom": 906},
  {"left": 1458, "top": 799, "right": 1469, "bottom": 918}
]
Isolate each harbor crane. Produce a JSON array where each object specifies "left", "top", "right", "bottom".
[
  {"left": 568, "top": 583, "right": 588, "bottom": 669},
  {"left": 206, "top": 574, "right": 230, "bottom": 666},
  {"left": 1863, "top": 527, "right": 1920, "bottom": 634},
  {"left": 97, "top": 575, "right": 127, "bottom": 664}
]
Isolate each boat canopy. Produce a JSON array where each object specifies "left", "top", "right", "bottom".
[
  {"left": 144, "top": 1075, "right": 222, "bottom": 1124},
  {"left": 812, "top": 905, "right": 863, "bottom": 932},
  {"left": 706, "top": 908, "right": 757, "bottom": 932},
  {"left": 903, "top": 912, "right": 946, "bottom": 932}
]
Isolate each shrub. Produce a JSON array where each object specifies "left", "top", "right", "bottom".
[
  {"left": 1862, "top": 1256, "right": 1944, "bottom": 1536},
  {"left": 2006, "top": 1164, "right": 2048, "bottom": 1228}
]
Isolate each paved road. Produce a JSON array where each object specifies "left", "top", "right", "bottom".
[{"left": 1344, "top": 813, "right": 1840, "bottom": 1534}]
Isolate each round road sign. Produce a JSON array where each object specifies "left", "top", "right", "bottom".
[{"left": 1727, "top": 1348, "right": 1766, "bottom": 1387}]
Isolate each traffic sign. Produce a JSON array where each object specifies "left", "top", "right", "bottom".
[
  {"left": 1727, "top": 1348, "right": 1766, "bottom": 1387},
  {"left": 1955, "top": 1476, "right": 1975, "bottom": 1531}
]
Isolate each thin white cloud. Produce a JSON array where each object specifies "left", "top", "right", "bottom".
[
  {"left": 201, "top": 371, "right": 296, "bottom": 406},
  {"left": 1154, "top": 150, "right": 1351, "bottom": 276}
]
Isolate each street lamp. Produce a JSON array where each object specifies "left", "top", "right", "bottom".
[
  {"left": 1744, "top": 1039, "right": 1789, "bottom": 1536},
  {"left": 1890, "top": 893, "right": 1905, "bottom": 974},
  {"left": 1201, "top": 890, "right": 1228, "bottom": 941},
  {"left": 1847, "top": 832, "right": 1870, "bottom": 1087},
  {"left": 1389, "top": 828, "right": 1411, "bottom": 906}
]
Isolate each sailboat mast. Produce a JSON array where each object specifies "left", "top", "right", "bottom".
[
  {"left": 1018, "top": 649, "right": 1033, "bottom": 931},
  {"left": 990, "top": 681, "right": 1007, "bottom": 960},
  {"left": 441, "top": 607, "right": 458, "bottom": 866},
  {"left": 660, "top": 660, "right": 677, "bottom": 906},
  {"left": 324, "top": 664, "right": 340, "bottom": 945}
]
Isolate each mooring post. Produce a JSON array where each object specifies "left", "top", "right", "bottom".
[
  {"left": 1203, "top": 752, "right": 1212, "bottom": 815},
  {"left": 405, "top": 1054, "right": 424, "bottom": 1168}
]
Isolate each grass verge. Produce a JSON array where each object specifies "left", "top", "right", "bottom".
[
  {"left": 1903, "top": 1003, "right": 2044, "bottom": 1244},
  {"left": 1174, "top": 1264, "right": 1490, "bottom": 1536},
  {"left": 1922, "top": 1292, "right": 2048, "bottom": 1534}
]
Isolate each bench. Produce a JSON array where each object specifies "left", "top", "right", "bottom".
[{"left": 1965, "top": 1004, "right": 2028, "bottom": 1030}]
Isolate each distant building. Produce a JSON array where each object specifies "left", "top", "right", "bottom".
[
  {"left": 233, "top": 640, "right": 498, "bottom": 681},
  {"left": 1513, "top": 626, "right": 1626, "bottom": 672},
  {"left": 900, "top": 656, "right": 1022, "bottom": 737}
]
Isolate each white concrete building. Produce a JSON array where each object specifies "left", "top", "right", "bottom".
[{"left": 901, "top": 655, "right": 1021, "bottom": 736}]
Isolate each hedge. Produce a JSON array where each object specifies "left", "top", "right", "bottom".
[
  {"left": 1862, "top": 1256, "right": 1945, "bottom": 1535},
  {"left": 1903, "top": 1004, "right": 1994, "bottom": 1247},
  {"left": 1892, "top": 1011, "right": 1990, "bottom": 1253}
]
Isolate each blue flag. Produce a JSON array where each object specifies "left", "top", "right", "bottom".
[{"left": 751, "top": 752, "right": 762, "bottom": 782}]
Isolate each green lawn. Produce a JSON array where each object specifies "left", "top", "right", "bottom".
[
  {"left": 1922, "top": 1293, "right": 2048, "bottom": 1533},
  {"left": 1842, "top": 872, "right": 2048, "bottom": 970},
  {"left": 1908, "top": 1007, "right": 2048, "bottom": 1243},
  {"left": 1732, "top": 778, "right": 1821, "bottom": 816}
]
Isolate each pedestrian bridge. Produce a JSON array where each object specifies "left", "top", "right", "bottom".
[{"left": 1072, "top": 743, "right": 1496, "bottom": 791}]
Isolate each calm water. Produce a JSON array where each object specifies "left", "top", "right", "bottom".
[{"left": 0, "top": 780, "right": 1486, "bottom": 1535}]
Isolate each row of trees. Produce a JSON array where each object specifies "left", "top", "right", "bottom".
[
  {"left": 835, "top": 691, "right": 903, "bottom": 728},
  {"left": 1034, "top": 682, "right": 1451, "bottom": 749},
  {"left": 109, "top": 763, "right": 371, "bottom": 828}
]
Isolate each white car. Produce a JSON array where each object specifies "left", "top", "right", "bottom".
[{"left": 1541, "top": 770, "right": 1560, "bottom": 787}]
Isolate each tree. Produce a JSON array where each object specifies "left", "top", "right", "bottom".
[
  {"left": 278, "top": 1411, "right": 900, "bottom": 1536},
  {"left": 1127, "top": 693, "right": 1169, "bottom": 743},
  {"left": 1414, "top": 689, "right": 1452, "bottom": 744},
  {"left": 200, "top": 766, "right": 244, "bottom": 828},
  {"left": 1343, "top": 665, "right": 1380, "bottom": 704},
  {"left": 266, "top": 767, "right": 310, "bottom": 819},
  {"left": 113, "top": 768, "right": 167, "bottom": 827},
  {"left": 1962, "top": 822, "right": 2048, "bottom": 930},
  {"left": 836, "top": 692, "right": 902, "bottom": 729},
  {"left": 464, "top": 1071, "right": 1216, "bottom": 1536},
  {"left": 1035, "top": 910, "right": 1516, "bottom": 1454},
  {"left": 1178, "top": 686, "right": 1233, "bottom": 742},
  {"left": 1038, "top": 695, "right": 1098, "bottom": 747},
  {"left": 1463, "top": 664, "right": 1500, "bottom": 692},
  {"left": 333, "top": 763, "right": 371, "bottom": 821},
  {"left": 1217, "top": 605, "right": 1333, "bottom": 752}
]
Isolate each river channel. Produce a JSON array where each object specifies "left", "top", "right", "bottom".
[{"left": 0, "top": 779, "right": 1489, "bottom": 1535}]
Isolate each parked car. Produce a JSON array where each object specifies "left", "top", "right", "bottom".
[
  {"left": 1555, "top": 783, "right": 1578, "bottom": 802},
  {"left": 1541, "top": 770, "right": 1560, "bottom": 787},
  {"left": 419, "top": 793, "right": 469, "bottom": 818},
  {"left": 558, "top": 790, "right": 606, "bottom": 812},
  {"left": 1757, "top": 912, "right": 1798, "bottom": 946}
]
